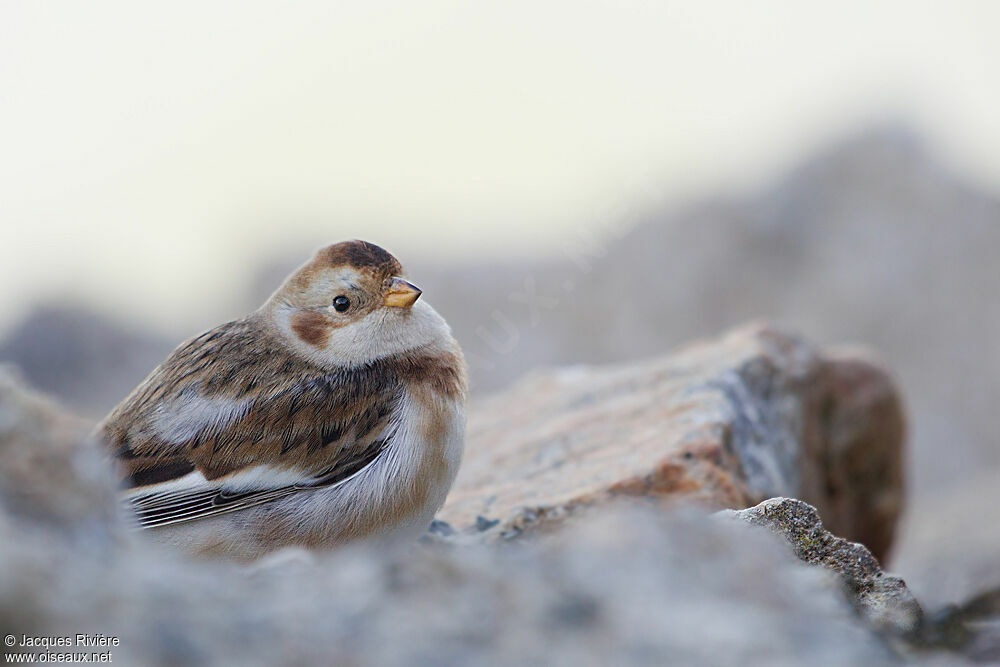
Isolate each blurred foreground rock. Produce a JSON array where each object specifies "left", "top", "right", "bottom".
[
  {"left": 442, "top": 323, "right": 905, "bottom": 560},
  {"left": 2, "top": 328, "right": 994, "bottom": 665},
  {"left": 0, "top": 366, "right": 113, "bottom": 531}
]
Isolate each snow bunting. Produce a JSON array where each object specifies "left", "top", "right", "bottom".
[{"left": 95, "top": 240, "right": 466, "bottom": 559}]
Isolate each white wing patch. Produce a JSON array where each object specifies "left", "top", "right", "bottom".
[
  {"left": 121, "top": 465, "right": 312, "bottom": 501},
  {"left": 150, "top": 390, "right": 252, "bottom": 445}
]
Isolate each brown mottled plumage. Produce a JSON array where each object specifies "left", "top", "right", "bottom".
[{"left": 94, "top": 240, "right": 467, "bottom": 559}]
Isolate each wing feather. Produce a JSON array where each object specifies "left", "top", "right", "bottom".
[
  {"left": 129, "top": 488, "right": 298, "bottom": 529},
  {"left": 122, "top": 437, "right": 391, "bottom": 529}
]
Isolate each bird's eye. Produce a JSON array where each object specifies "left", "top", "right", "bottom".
[{"left": 332, "top": 295, "right": 351, "bottom": 312}]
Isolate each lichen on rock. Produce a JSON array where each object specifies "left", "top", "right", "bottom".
[{"left": 719, "top": 497, "right": 923, "bottom": 636}]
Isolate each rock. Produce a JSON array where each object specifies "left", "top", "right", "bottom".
[
  {"left": 0, "top": 335, "right": 984, "bottom": 665},
  {"left": 1, "top": 485, "right": 898, "bottom": 665},
  {"left": 0, "top": 366, "right": 115, "bottom": 533},
  {"left": 440, "top": 323, "right": 905, "bottom": 560},
  {"left": 0, "top": 366, "right": 121, "bottom": 655},
  {"left": 718, "top": 498, "right": 1000, "bottom": 661},
  {"left": 719, "top": 497, "right": 923, "bottom": 636}
]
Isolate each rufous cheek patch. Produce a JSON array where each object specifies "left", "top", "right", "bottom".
[{"left": 291, "top": 310, "right": 333, "bottom": 347}]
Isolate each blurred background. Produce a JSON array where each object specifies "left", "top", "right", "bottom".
[{"left": 1, "top": 1, "right": 997, "bottom": 606}]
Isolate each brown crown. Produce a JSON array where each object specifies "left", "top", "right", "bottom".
[{"left": 316, "top": 240, "right": 403, "bottom": 279}]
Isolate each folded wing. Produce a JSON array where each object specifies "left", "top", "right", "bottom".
[
  {"left": 96, "top": 317, "right": 403, "bottom": 529},
  {"left": 123, "top": 437, "right": 390, "bottom": 529}
]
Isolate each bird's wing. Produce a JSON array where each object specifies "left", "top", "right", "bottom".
[
  {"left": 121, "top": 437, "right": 391, "bottom": 528},
  {"left": 96, "top": 317, "right": 404, "bottom": 529}
]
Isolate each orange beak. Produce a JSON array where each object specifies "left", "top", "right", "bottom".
[{"left": 383, "top": 277, "right": 422, "bottom": 308}]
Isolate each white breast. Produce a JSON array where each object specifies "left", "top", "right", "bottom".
[{"left": 281, "top": 385, "right": 466, "bottom": 544}]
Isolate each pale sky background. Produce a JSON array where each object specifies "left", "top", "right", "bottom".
[{"left": 1, "top": 0, "right": 998, "bottom": 334}]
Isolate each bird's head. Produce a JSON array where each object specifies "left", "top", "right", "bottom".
[{"left": 265, "top": 240, "right": 450, "bottom": 367}]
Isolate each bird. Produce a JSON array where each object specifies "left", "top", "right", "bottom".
[{"left": 94, "top": 240, "right": 467, "bottom": 560}]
